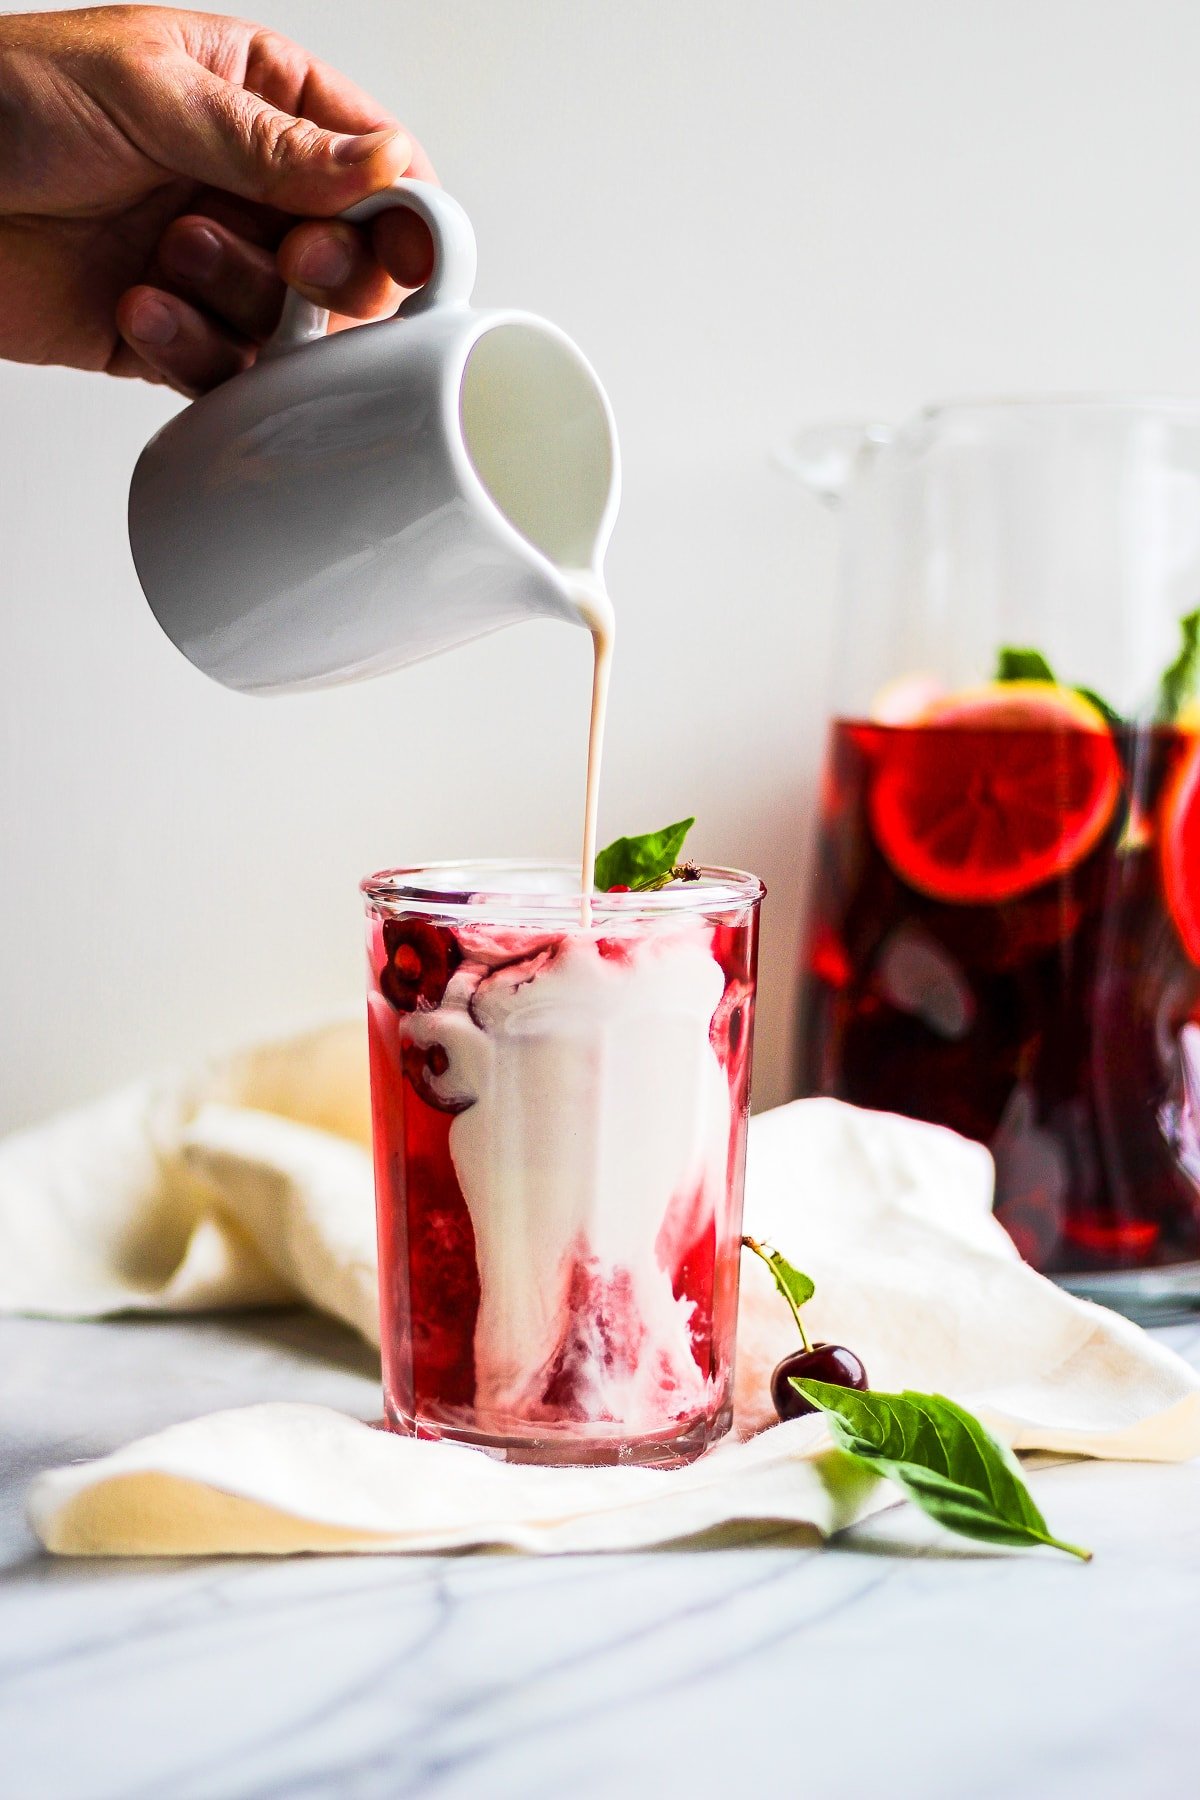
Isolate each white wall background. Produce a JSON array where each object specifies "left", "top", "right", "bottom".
[{"left": 5, "top": 0, "right": 1200, "bottom": 1130}]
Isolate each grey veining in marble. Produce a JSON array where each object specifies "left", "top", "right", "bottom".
[{"left": 2, "top": 1312, "right": 1198, "bottom": 1800}]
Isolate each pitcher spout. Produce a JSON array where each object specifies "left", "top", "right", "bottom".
[
  {"left": 773, "top": 420, "right": 894, "bottom": 507},
  {"left": 458, "top": 317, "right": 620, "bottom": 605}
]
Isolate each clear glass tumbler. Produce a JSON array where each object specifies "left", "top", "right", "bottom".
[{"left": 362, "top": 861, "right": 764, "bottom": 1465}]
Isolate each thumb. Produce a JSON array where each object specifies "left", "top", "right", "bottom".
[{"left": 144, "top": 57, "right": 413, "bottom": 212}]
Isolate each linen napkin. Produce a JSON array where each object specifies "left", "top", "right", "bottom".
[{"left": 6, "top": 1021, "right": 1199, "bottom": 1557}]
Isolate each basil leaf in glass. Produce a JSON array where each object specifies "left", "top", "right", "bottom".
[{"left": 594, "top": 818, "right": 695, "bottom": 892}]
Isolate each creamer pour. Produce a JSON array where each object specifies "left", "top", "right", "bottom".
[{"left": 569, "top": 576, "right": 616, "bottom": 920}]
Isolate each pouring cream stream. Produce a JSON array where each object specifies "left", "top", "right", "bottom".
[{"left": 566, "top": 573, "right": 616, "bottom": 923}]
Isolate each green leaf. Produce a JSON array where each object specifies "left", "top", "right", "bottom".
[
  {"left": 594, "top": 818, "right": 695, "bottom": 892},
  {"left": 755, "top": 1241, "right": 814, "bottom": 1309},
  {"left": 740, "top": 1236, "right": 816, "bottom": 1345},
  {"left": 1155, "top": 608, "right": 1200, "bottom": 722},
  {"left": 794, "top": 1381, "right": 1091, "bottom": 1561},
  {"left": 995, "top": 646, "right": 1056, "bottom": 683},
  {"left": 764, "top": 1251, "right": 816, "bottom": 1314},
  {"left": 995, "top": 646, "right": 1122, "bottom": 725},
  {"left": 1074, "top": 685, "right": 1123, "bottom": 727}
]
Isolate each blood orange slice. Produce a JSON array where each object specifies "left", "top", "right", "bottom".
[
  {"left": 868, "top": 682, "right": 1123, "bottom": 904},
  {"left": 1159, "top": 731, "right": 1200, "bottom": 962}
]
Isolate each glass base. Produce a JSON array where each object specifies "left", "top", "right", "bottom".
[
  {"left": 381, "top": 1402, "right": 733, "bottom": 1468},
  {"left": 1056, "top": 1260, "right": 1200, "bottom": 1325}
]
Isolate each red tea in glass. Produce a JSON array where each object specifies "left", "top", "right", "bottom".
[{"left": 363, "top": 862, "right": 763, "bottom": 1465}]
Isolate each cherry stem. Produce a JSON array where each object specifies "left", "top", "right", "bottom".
[{"left": 740, "top": 1234, "right": 812, "bottom": 1351}]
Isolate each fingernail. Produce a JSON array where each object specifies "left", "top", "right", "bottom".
[
  {"left": 161, "top": 224, "right": 221, "bottom": 281},
  {"left": 295, "top": 237, "right": 353, "bottom": 288},
  {"left": 128, "top": 295, "right": 178, "bottom": 347},
  {"left": 331, "top": 126, "right": 409, "bottom": 165}
]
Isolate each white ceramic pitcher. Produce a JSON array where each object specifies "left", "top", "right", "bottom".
[{"left": 128, "top": 180, "right": 620, "bottom": 695}]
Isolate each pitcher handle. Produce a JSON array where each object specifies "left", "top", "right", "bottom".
[
  {"left": 773, "top": 420, "right": 895, "bottom": 507},
  {"left": 260, "top": 178, "right": 478, "bottom": 360}
]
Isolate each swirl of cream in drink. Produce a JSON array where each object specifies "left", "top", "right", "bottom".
[{"left": 405, "top": 915, "right": 731, "bottom": 1434}]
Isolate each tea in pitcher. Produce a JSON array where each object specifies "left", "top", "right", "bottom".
[{"left": 798, "top": 687, "right": 1200, "bottom": 1286}]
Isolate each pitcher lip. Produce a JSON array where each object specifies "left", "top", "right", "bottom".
[
  {"left": 444, "top": 308, "right": 621, "bottom": 591},
  {"left": 361, "top": 858, "right": 764, "bottom": 920}
]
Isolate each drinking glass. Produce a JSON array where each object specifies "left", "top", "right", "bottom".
[
  {"left": 785, "top": 398, "right": 1200, "bottom": 1319},
  {"left": 362, "top": 861, "right": 763, "bottom": 1464}
]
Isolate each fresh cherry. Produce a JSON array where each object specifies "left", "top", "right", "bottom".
[
  {"left": 739, "top": 1236, "right": 869, "bottom": 1424},
  {"left": 770, "top": 1343, "right": 869, "bottom": 1422},
  {"left": 380, "top": 919, "right": 460, "bottom": 1013}
]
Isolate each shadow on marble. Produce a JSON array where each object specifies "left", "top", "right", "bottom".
[
  {"left": 829, "top": 1526, "right": 1018, "bottom": 1561},
  {"left": 107, "top": 1306, "right": 381, "bottom": 1379},
  {"left": 1, "top": 1524, "right": 848, "bottom": 1595}
]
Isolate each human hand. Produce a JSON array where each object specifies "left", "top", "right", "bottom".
[{"left": 0, "top": 5, "right": 437, "bottom": 393}]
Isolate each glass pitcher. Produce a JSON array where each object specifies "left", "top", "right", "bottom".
[{"left": 785, "top": 398, "right": 1200, "bottom": 1320}]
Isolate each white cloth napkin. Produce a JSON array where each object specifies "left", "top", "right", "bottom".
[{"left": 5, "top": 1021, "right": 1198, "bottom": 1557}]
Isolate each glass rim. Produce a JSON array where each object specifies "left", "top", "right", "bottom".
[
  {"left": 361, "top": 858, "right": 764, "bottom": 921},
  {"left": 919, "top": 391, "right": 1200, "bottom": 422}
]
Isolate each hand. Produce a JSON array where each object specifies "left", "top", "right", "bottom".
[{"left": 0, "top": 5, "right": 438, "bottom": 394}]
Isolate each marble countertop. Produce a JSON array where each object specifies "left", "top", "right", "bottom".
[{"left": 2, "top": 1309, "right": 1197, "bottom": 1800}]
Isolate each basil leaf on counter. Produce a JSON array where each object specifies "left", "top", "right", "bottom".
[
  {"left": 1155, "top": 607, "right": 1200, "bottom": 722},
  {"left": 594, "top": 817, "right": 695, "bottom": 892},
  {"left": 996, "top": 646, "right": 1057, "bottom": 683},
  {"left": 793, "top": 1381, "right": 1092, "bottom": 1561}
]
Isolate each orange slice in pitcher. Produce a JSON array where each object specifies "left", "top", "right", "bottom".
[
  {"left": 869, "top": 682, "right": 1123, "bottom": 904},
  {"left": 1160, "top": 730, "right": 1200, "bottom": 962}
]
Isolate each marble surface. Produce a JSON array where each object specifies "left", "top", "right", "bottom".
[{"left": 2, "top": 1309, "right": 1198, "bottom": 1800}]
